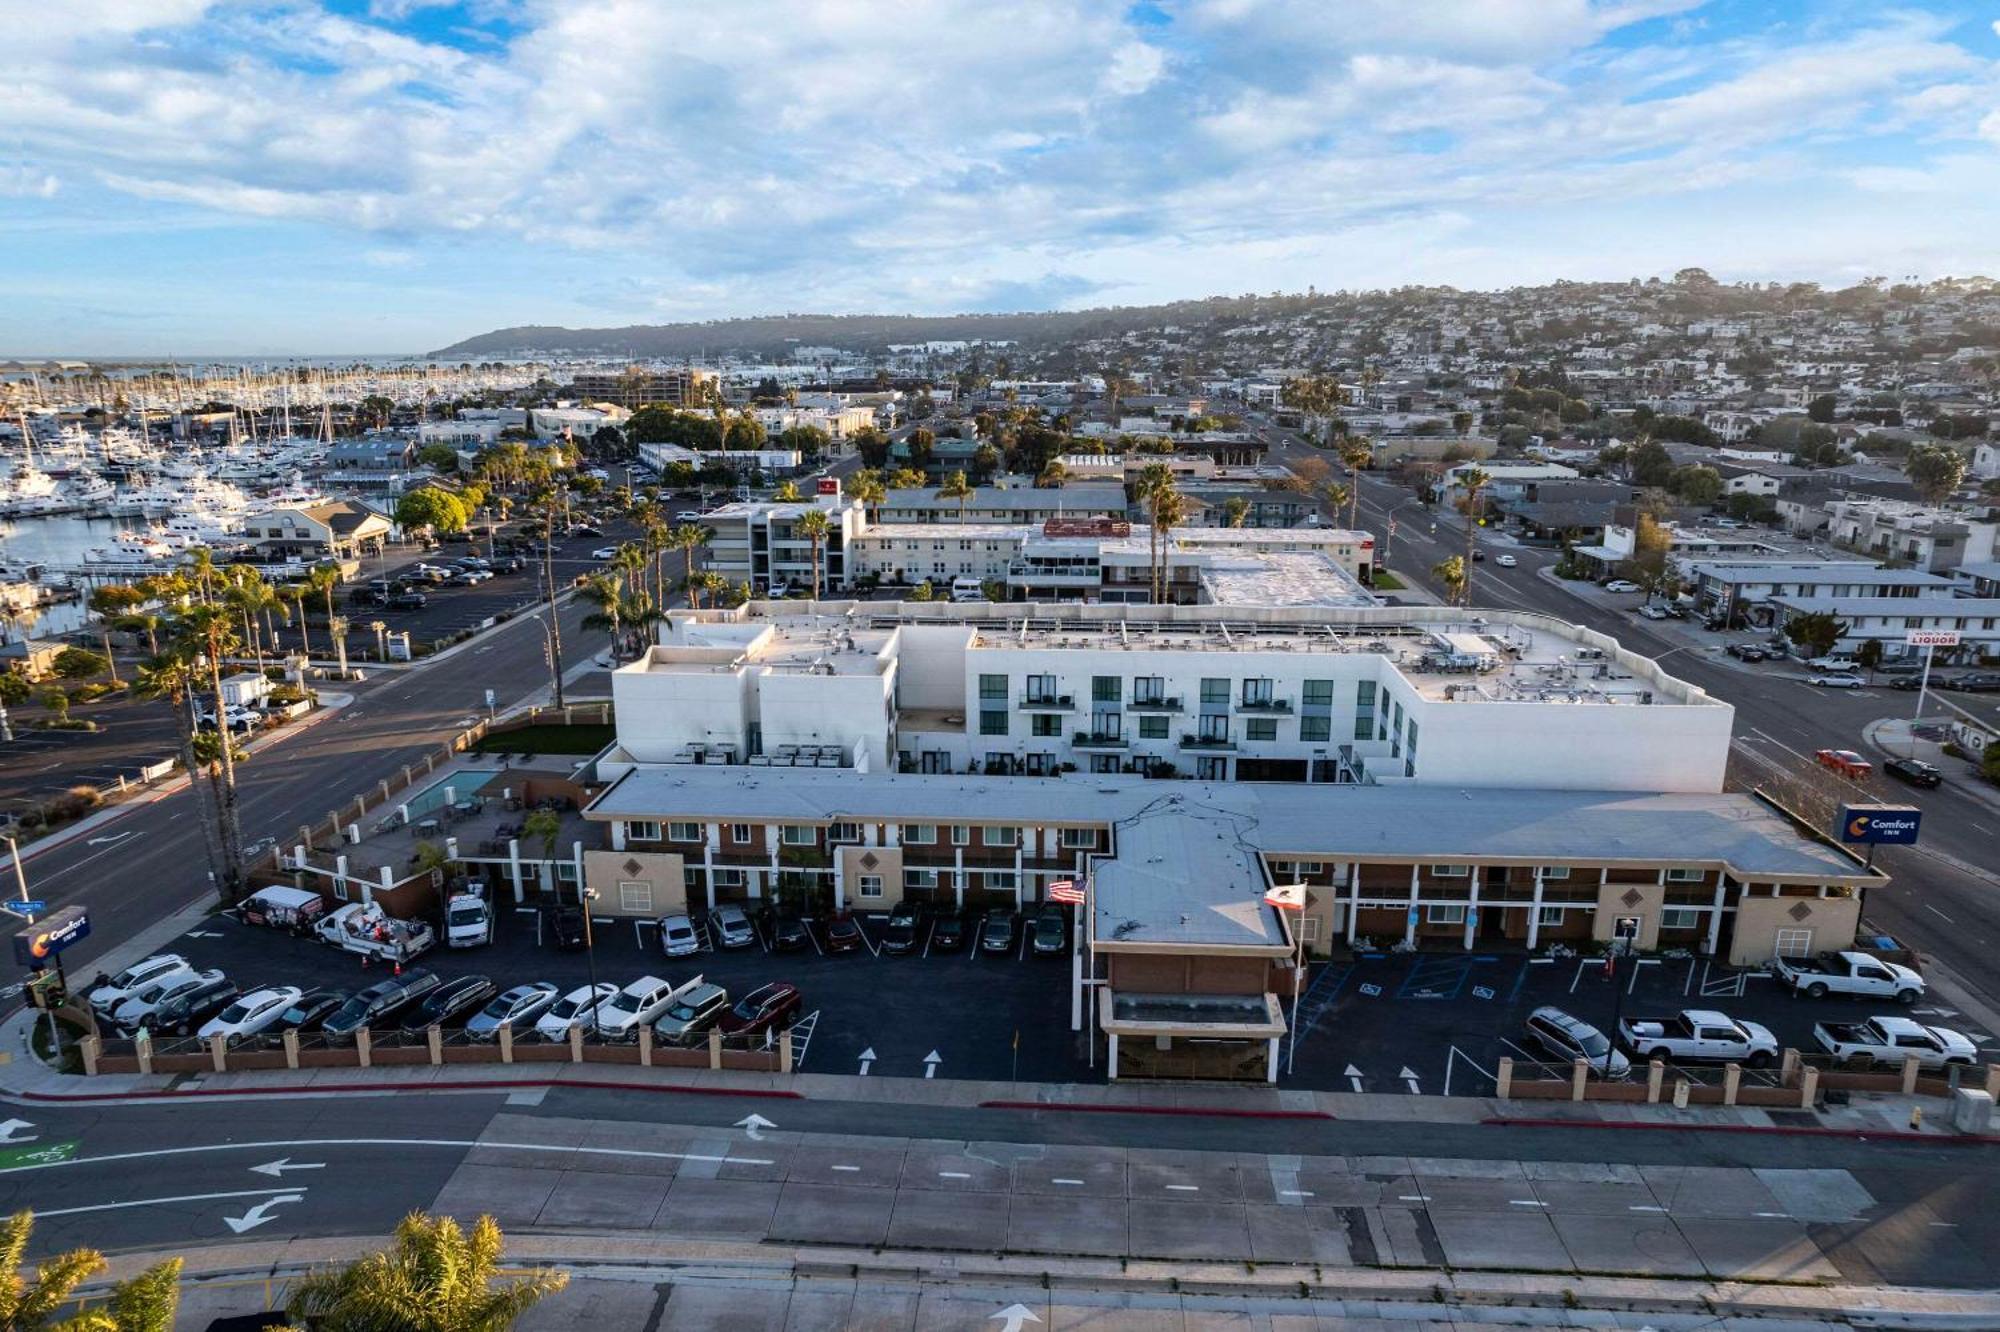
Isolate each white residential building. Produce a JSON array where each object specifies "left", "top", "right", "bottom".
[{"left": 1822, "top": 498, "right": 1999, "bottom": 574}]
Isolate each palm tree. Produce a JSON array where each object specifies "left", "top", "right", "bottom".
[
  {"left": 1456, "top": 466, "right": 1491, "bottom": 607},
  {"left": 889, "top": 467, "right": 928, "bottom": 491},
  {"left": 327, "top": 614, "right": 352, "bottom": 678},
  {"left": 578, "top": 572, "right": 625, "bottom": 658},
  {"left": 773, "top": 479, "right": 803, "bottom": 502},
  {"left": 172, "top": 604, "right": 247, "bottom": 902},
  {"left": 1134, "top": 463, "right": 1177, "bottom": 604},
  {"left": 1433, "top": 554, "right": 1468, "bottom": 605},
  {"left": 133, "top": 649, "right": 228, "bottom": 900},
  {"left": 935, "top": 470, "right": 974, "bottom": 524},
  {"left": 309, "top": 562, "right": 342, "bottom": 636},
  {"left": 368, "top": 619, "right": 389, "bottom": 661},
  {"left": 1150, "top": 485, "right": 1186, "bottom": 603},
  {"left": 223, "top": 569, "right": 280, "bottom": 675},
  {"left": 1, "top": 1209, "right": 182, "bottom": 1332},
  {"left": 1223, "top": 496, "right": 1250, "bottom": 528},
  {"left": 1340, "top": 439, "right": 1372, "bottom": 531},
  {"left": 84, "top": 584, "right": 142, "bottom": 686},
  {"left": 284, "top": 583, "right": 313, "bottom": 659},
  {"left": 115, "top": 609, "right": 167, "bottom": 657},
  {"left": 795, "top": 509, "right": 831, "bottom": 601},
  {"left": 622, "top": 591, "right": 665, "bottom": 651},
  {"left": 286, "top": 1212, "right": 567, "bottom": 1332},
  {"left": 698, "top": 570, "right": 728, "bottom": 608},
  {"left": 848, "top": 469, "right": 886, "bottom": 522},
  {"left": 1323, "top": 480, "right": 1352, "bottom": 526}
]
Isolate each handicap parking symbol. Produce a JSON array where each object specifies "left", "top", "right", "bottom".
[
  {"left": 1359, "top": 982, "right": 1383, "bottom": 997},
  {"left": 1471, "top": 985, "right": 1495, "bottom": 1000}
]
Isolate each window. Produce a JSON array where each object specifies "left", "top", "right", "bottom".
[
  {"left": 1665, "top": 868, "right": 1705, "bottom": 883},
  {"left": 1089, "top": 709, "right": 1121, "bottom": 737},
  {"left": 1429, "top": 864, "right": 1470, "bottom": 877},
  {"left": 1089, "top": 754, "right": 1120, "bottom": 773},
  {"left": 554, "top": 862, "right": 577, "bottom": 883},
  {"left": 828, "top": 822, "right": 860, "bottom": 843},
  {"left": 1303, "top": 679, "right": 1334, "bottom": 707},
  {"left": 1660, "top": 907, "right": 1701, "bottom": 930},
  {"left": 624, "top": 820, "right": 661, "bottom": 842},
  {"left": 985, "top": 825, "right": 1019, "bottom": 847},
  {"left": 667, "top": 821, "right": 702, "bottom": 843},
  {"left": 713, "top": 868, "right": 744, "bottom": 888},
  {"left": 729, "top": 824, "right": 752, "bottom": 843},
  {"left": 1774, "top": 927, "right": 1813, "bottom": 958},
  {"left": 1059, "top": 827, "right": 1096, "bottom": 849},
  {"left": 683, "top": 866, "right": 703, "bottom": 890},
  {"left": 1536, "top": 906, "right": 1565, "bottom": 926},
  {"left": 1196, "top": 756, "right": 1229, "bottom": 780},
  {"left": 1539, "top": 866, "right": 1571, "bottom": 880},
  {"left": 903, "top": 824, "right": 936, "bottom": 845},
  {"left": 857, "top": 874, "right": 884, "bottom": 899},
  {"left": 1295, "top": 861, "right": 1323, "bottom": 875},
  {"left": 986, "top": 870, "right": 1017, "bottom": 891},
  {"left": 1092, "top": 675, "right": 1121, "bottom": 703},
  {"left": 1200, "top": 677, "right": 1230, "bottom": 706},
  {"left": 618, "top": 881, "right": 653, "bottom": 913},
  {"left": 1426, "top": 904, "right": 1467, "bottom": 925},
  {"left": 1031, "top": 713, "right": 1062, "bottom": 737},
  {"left": 1133, "top": 675, "right": 1165, "bottom": 704},
  {"left": 1356, "top": 680, "right": 1376, "bottom": 708},
  {"left": 1197, "top": 715, "right": 1229, "bottom": 742},
  {"left": 1241, "top": 678, "right": 1274, "bottom": 706},
  {"left": 904, "top": 868, "right": 938, "bottom": 889},
  {"left": 1139, "top": 715, "right": 1169, "bottom": 739},
  {"left": 980, "top": 710, "right": 1008, "bottom": 735},
  {"left": 1299, "top": 915, "right": 1321, "bottom": 942},
  {"left": 1299, "top": 716, "right": 1331, "bottom": 742},
  {"left": 951, "top": 825, "right": 971, "bottom": 846},
  {"left": 781, "top": 825, "right": 816, "bottom": 846},
  {"left": 1025, "top": 673, "right": 1060, "bottom": 703},
  {"left": 1405, "top": 720, "right": 1418, "bottom": 756},
  {"left": 1246, "top": 719, "right": 1277, "bottom": 741},
  {"left": 979, "top": 673, "right": 1007, "bottom": 702}
]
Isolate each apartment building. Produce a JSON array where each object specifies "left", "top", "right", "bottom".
[
  {"left": 875, "top": 484, "right": 1129, "bottom": 526},
  {"left": 1822, "top": 497, "right": 1999, "bottom": 574},
  {"left": 1767, "top": 595, "right": 2000, "bottom": 662},
  {"left": 570, "top": 366, "right": 718, "bottom": 409},
  {"left": 695, "top": 493, "right": 868, "bottom": 593},
  {"left": 1683, "top": 560, "right": 1958, "bottom": 627}
]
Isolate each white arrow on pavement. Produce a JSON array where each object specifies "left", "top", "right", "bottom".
[
  {"left": 735, "top": 1114, "right": 776, "bottom": 1141},
  {"left": 1399, "top": 1066, "right": 1422, "bottom": 1094},
  {"left": 86, "top": 832, "right": 137, "bottom": 847},
  {"left": 224, "top": 1193, "right": 304, "bottom": 1234},
  {"left": 249, "top": 1158, "right": 325, "bottom": 1178},
  {"left": 186, "top": 931, "right": 223, "bottom": 939},
  {"left": 923, "top": 1050, "right": 941, "bottom": 1079},
  {"left": 857, "top": 1047, "right": 875, "bottom": 1076},
  {"left": 0, "top": 1119, "right": 37, "bottom": 1144},
  {"left": 1343, "top": 1064, "right": 1365, "bottom": 1093},
  {"left": 990, "top": 1303, "right": 1042, "bottom": 1332}
]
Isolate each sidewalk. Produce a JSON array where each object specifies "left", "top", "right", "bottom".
[{"left": 1866, "top": 717, "right": 2000, "bottom": 817}]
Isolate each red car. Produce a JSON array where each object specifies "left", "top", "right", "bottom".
[
  {"left": 1815, "top": 749, "right": 1873, "bottom": 779},
  {"left": 824, "top": 911, "right": 865, "bottom": 954},
  {"left": 716, "top": 982, "right": 802, "bottom": 1038}
]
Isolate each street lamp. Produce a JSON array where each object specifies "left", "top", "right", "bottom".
[{"left": 581, "top": 885, "right": 603, "bottom": 1036}]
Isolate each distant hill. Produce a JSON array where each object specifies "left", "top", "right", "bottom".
[{"left": 426, "top": 295, "right": 1330, "bottom": 360}]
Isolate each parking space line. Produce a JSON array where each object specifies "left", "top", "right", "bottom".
[
  {"left": 1018, "top": 923, "right": 1030, "bottom": 961},
  {"left": 1504, "top": 958, "right": 1530, "bottom": 1004},
  {"left": 939, "top": 1171, "right": 971, "bottom": 1179},
  {"left": 830, "top": 1164, "right": 860, "bottom": 1173},
  {"left": 808, "top": 923, "right": 824, "bottom": 956},
  {"left": 1280, "top": 1189, "right": 1314, "bottom": 1198},
  {"left": 1508, "top": 1200, "right": 1546, "bottom": 1207},
  {"left": 1165, "top": 1184, "right": 1199, "bottom": 1192},
  {"left": 857, "top": 918, "right": 880, "bottom": 958},
  {"left": 787, "top": 1009, "right": 820, "bottom": 1067},
  {"left": 1051, "top": 1178, "right": 1084, "bottom": 1186}
]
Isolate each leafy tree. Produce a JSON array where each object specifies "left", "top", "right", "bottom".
[
  {"left": 908, "top": 579, "right": 935, "bottom": 602},
  {"left": 1431, "top": 555, "right": 1467, "bottom": 605},
  {"left": 36, "top": 687, "right": 69, "bottom": 726},
  {"left": 395, "top": 487, "right": 470, "bottom": 535},
  {"left": 1855, "top": 637, "right": 1883, "bottom": 680},
  {"left": 1724, "top": 492, "right": 1776, "bottom": 523},
  {"left": 905, "top": 428, "right": 936, "bottom": 472},
  {"left": 358, "top": 394, "right": 395, "bottom": 429},
  {"left": 1807, "top": 394, "right": 1838, "bottom": 423},
  {"left": 1904, "top": 443, "right": 1967, "bottom": 505},
  {"left": 285, "top": 1211, "right": 566, "bottom": 1332},
  {"left": 850, "top": 425, "right": 891, "bottom": 470},
  {"left": 1650, "top": 415, "right": 1718, "bottom": 447},
  {"left": 416, "top": 442, "right": 460, "bottom": 471},
  {"left": 1629, "top": 440, "right": 1675, "bottom": 487},
  {"left": 0, "top": 670, "right": 26, "bottom": 706},
  {"left": 1035, "top": 459, "right": 1067, "bottom": 489},
  {"left": 1223, "top": 496, "right": 1249, "bottom": 528},
  {"left": 1672, "top": 464, "right": 1723, "bottom": 506},
  {"left": 772, "top": 480, "right": 803, "bottom": 502},
  {"left": 1784, "top": 611, "right": 1849, "bottom": 659},
  {"left": 52, "top": 647, "right": 108, "bottom": 681}
]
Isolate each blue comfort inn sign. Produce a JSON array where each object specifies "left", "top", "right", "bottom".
[{"left": 1838, "top": 804, "right": 1923, "bottom": 846}]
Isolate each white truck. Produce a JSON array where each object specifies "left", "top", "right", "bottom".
[
  {"left": 1812, "top": 1016, "right": 1977, "bottom": 1069},
  {"left": 1617, "top": 1009, "right": 1780, "bottom": 1066},
  {"left": 1773, "top": 951, "right": 1925, "bottom": 1003},
  {"left": 316, "top": 902, "right": 436, "bottom": 963},
  {"left": 444, "top": 891, "right": 493, "bottom": 949},
  {"left": 219, "top": 672, "right": 274, "bottom": 709}
]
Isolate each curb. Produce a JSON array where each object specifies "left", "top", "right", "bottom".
[
  {"left": 979, "top": 1099, "right": 1334, "bottom": 1120},
  {"left": 1483, "top": 1114, "right": 2000, "bottom": 1144},
  {"left": 8, "top": 1074, "right": 805, "bottom": 1105}
]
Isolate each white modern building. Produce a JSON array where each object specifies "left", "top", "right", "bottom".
[
  {"left": 696, "top": 492, "right": 869, "bottom": 593},
  {"left": 1822, "top": 498, "right": 1999, "bottom": 575}
]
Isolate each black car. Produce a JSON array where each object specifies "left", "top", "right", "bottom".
[
  {"left": 350, "top": 587, "right": 390, "bottom": 608},
  {"left": 568, "top": 524, "right": 603, "bottom": 538},
  {"left": 980, "top": 911, "right": 1019, "bottom": 955},
  {"left": 770, "top": 913, "right": 811, "bottom": 951},
  {"left": 388, "top": 590, "right": 427, "bottom": 610},
  {"left": 1884, "top": 756, "right": 1944, "bottom": 788},
  {"left": 881, "top": 903, "right": 927, "bottom": 955},
  {"left": 1888, "top": 676, "right": 1924, "bottom": 691},
  {"left": 323, "top": 970, "right": 442, "bottom": 1039},
  {"left": 400, "top": 975, "right": 497, "bottom": 1032},
  {"left": 1726, "top": 644, "right": 1766, "bottom": 661},
  {"left": 1030, "top": 904, "right": 1068, "bottom": 956},
  {"left": 1948, "top": 672, "right": 2000, "bottom": 693},
  {"left": 929, "top": 910, "right": 968, "bottom": 951},
  {"left": 546, "top": 904, "right": 588, "bottom": 950},
  {"left": 147, "top": 975, "right": 242, "bottom": 1037},
  {"left": 273, "top": 988, "right": 348, "bottom": 1033},
  {"left": 492, "top": 555, "right": 527, "bottom": 574}
]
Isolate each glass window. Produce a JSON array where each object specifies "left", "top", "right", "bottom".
[
  {"left": 1539, "top": 865, "right": 1571, "bottom": 879},
  {"left": 980, "top": 710, "right": 1008, "bottom": 735},
  {"left": 979, "top": 673, "right": 1007, "bottom": 701},
  {"left": 857, "top": 875, "right": 884, "bottom": 899},
  {"left": 1092, "top": 675, "right": 1121, "bottom": 702},
  {"left": 1138, "top": 715, "right": 1169, "bottom": 739},
  {"left": 951, "top": 825, "right": 971, "bottom": 846},
  {"left": 729, "top": 824, "right": 753, "bottom": 843},
  {"left": 1356, "top": 680, "right": 1376, "bottom": 708},
  {"left": 985, "top": 826, "right": 1018, "bottom": 847},
  {"left": 1133, "top": 675, "right": 1165, "bottom": 704},
  {"left": 1025, "top": 673, "right": 1060, "bottom": 702},
  {"left": 1241, "top": 678, "right": 1273, "bottom": 705},
  {"left": 1536, "top": 906, "right": 1564, "bottom": 925},
  {"left": 1429, "top": 864, "right": 1470, "bottom": 877},
  {"left": 1303, "top": 679, "right": 1335, "bottom": 706},
  {"left": 828, "top": 822, "right": 860, "bottom": 843},
  {"left": 1198, "top": 715, "right": 1229, "bottom": 742},
  {"left": 667, "top": 821, "right": 702, "bottom": 842},
  {"left": 1031, "top": 713, "right": 1062, "bottom": 737},
  {"left": 1059, "top": 827, "right": 1096, "bottom": 849},
  {"left": 625, "top": 820, "right": 661, "bottom": 842},
  {"left": 781, "top": 825, "right": 816, "bottom": 845},
  {"left": 1405, "top": 719, "right": 1419, "bottom": 755},
  {"left": 1246, "top": 719, "right": 1277, "bottom": 741},
  {"left": 618, "top": 881, "right": 652, "bottom": 913},
  {"left": 1666, "top": 868, "right": 1705, "bottom": 882},
  {"left": 904, "top": 868, "right": 938, "bottom": 888},
  {"left": 1661, "top": 907, "right": 1700, "bottom": 929},
  {"left": 903, "top": 824, "right": 936, "bottom": 844},
  {"left": 1353, "top": 714, "right": 1373, "bottom": 741},
  {"left": 1426, "top": 904, "right": 1466, "bottom": 925},
  {"left": 712, "top": 868, "right": 744, "bottom": 888},
  {"left": 1299, "top": 715, "right": 1331, "bottom": 742},
  {"left": 986, "top": 871, "right": 1017, "bottom": 891},
  {"left": 1200, "top": 677, "right": 1230, "bottom": 705}
]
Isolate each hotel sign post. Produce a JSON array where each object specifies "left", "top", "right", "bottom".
[{"left": 1905, "top": 629, "right": 1959, "bottom": 722}]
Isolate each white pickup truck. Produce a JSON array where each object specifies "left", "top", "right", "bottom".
[
  {"left": 1772, "top": 951, "right": 1925, "bottom": 1003},
  {"left": 317, "top": 903, "right": 436, "bottom": 963},
  {"left": 1617, "top": 1009, "right": 1780, "bottom": 1066},
  {"left": 1813, "top": 1016, "right": 1977, "bottom": 1069}
]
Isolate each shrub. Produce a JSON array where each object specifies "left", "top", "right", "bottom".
[{"left": 43, "top": 786, "right": 102, "bottom": 822}]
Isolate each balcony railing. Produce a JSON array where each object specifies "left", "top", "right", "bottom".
[
  {"left": 1128, "top": 696, "right": 1182, "bottom": 712},
  {"left": 1236, "top": 697, "right": 1292, "bottom": 713},
  {"left": 1019, "top": 694, "right": 1074, "bottom": 711},
  {"left": 1180, "top": 733, "right": 1237, "bottom": 751},
  {"left": 1072, "top": 731, "right": 1129, "bottom": 750}
]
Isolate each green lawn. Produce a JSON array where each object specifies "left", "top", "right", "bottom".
[
  {"left": 1369, "top": 570, "right": 1406, "bottom": 590},
  {"left": 474, "top": 723, "right": 615, "bottom": 756}
]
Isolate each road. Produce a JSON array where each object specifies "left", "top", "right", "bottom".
[{"left": 1250, "top": 418, "right": 2000, "bottom": 1013}]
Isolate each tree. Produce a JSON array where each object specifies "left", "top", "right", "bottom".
[
  {"left": 1279, "top": 371, "right": 1347, "bottom": 443},
  {"left": 37, "top": 686, "right": 69, "bottom": 726},
  {"left": 285, "top": 1211, "right": 567, "bottom": 1332},
  {"left": 772, "top": 480, "right": 803, "bottom": 502},
  {"left": 1455, "top": 466, "right": 1491, "bottom": 607},
  {"left": 133, "top": 650, "right": 228, "bottom": 893},
  {"left": 935, "top": 471, "right": 974, "bottom": 524},
  {"left": 174, "top": 604, "right": 247, "bottom": 901},
  {"left": 53, "top": 647, "right": 107, "bottom": 681},
  {"left": 358, "top": 393, "right": 394, "bottom": 429},
  {"left": 908, "top": 579, "right": 935, "bottom": 602},
  {"left": 1855, "top": 637, "right": 1883, "bottom": 681},
  {"left": 1784, "top": 611, "right": 1849, "bottom": 659},
  {"left": 1339, "top": 440, "right": 1372, "bottom": 531},
  {"left": 86, "top": 583, "right": 143, "bottom": 686},
  {"left": 578, "top": 573, "right": 626, "bottom": 659},
  {"left": 905, "top": 428, "right": 936, "bottom": 472},
  {"left": 395, "top": 486, "right": 470, "bottom": 536},
  {"left": 848, "top": 469, "right": 887, "bottom": 519},
  {"left": 1672, "top": 464, "right": 1724, "bottom": 506},
  {"left": 0, "top": 1210, "right": 182, "bottom": 1332},
  {"left": 1905, "top": 443, "right": 1967, "bottom": 505},
  {"left": 417, "top": 442, "right": 461, "bottom": 471},
  {"left": 1629, "top": 440, "right": 1675, "bottom": 487},
  {"left": 1807, "top": 393, "right": 1838, "bottom": 424},
  {"left": 795, "top": 509, "right": 832, "bottom": 601},
  {"left": 851, "top": 425, "right": 891, "bottom": 470},
  {"left": 1223, "top": 496, "right": 1249, "bottom": 528},
  {"left": 888, "top": 468, "right": 927, "bottom": 491},
  {"left": 1432, "top": 555, "right": 1467, "bottom": 605},
  {"left": 1036, "top": 459, "right": 1067, "bottom": 489}
]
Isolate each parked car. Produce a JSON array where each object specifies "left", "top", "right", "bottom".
[
  {"left": 448, "top": 568, "right": 492, "bottom": 586},
  {"left": 399, "top": 976, "right": 498, "bottom": 1032},
  {"left": 980, "top": 911, "right": 1019, "bottom": 955},
  {"left": 535, "top": 981, "right": 618, "bottom": 1042},
  {"left": 674, "top": 510, "right": 704, "bottom": 522},
  {"left": 1525, "top": 1006, "right": 1630, "bottom": 1078},
  {"left": 770, "top": 913, "right": 812, "bottom": 951},
  {"left": 1814, "top": 748, "right": 1872, "bottom": 778},
  {"left": 1602, "top": 580, "right": 1641, "bottom": 593},
  {"left": 89, "top": 954, "right": 192, "bottom": 1020},
  {"left": 658, "top": 913, "right": 701, "bottom": 957},
  {"left": 466, "top": 983, "right": 560, "bottom": 1040},
  {"left": 596, "top": 976, "right": 683, "bottom": 1040},
  {"left": 766, "top": 579, "right": 793, "bottom": 599},
  {"left": 272, "top": 988, "right": 347, "bottom": 1033},
  {"left": 388, "top": 590, "right": 427, "bottom": 610},
  {"left": 1616, "top": 1009, "right": 1778, "bottom": 1066},
  {"left": 239, "top": 886, "right": 327, "bottom": 935},
  {"left": 929, "top": 910, "right": 969, "bottom": 951},
  {"left": 110, "top": 968, "right": 227, "bottom": 1031},
  {"left": 1809, "top": 672, "right": 1865, "bottom": 689},
  {"left": 568, "top": 524, "right": 603, "bottom": 538},
  {"left": 1030, "top": 903, "right": 1068, "bottom": 956},
  {"left": 445, "top": 893, "right": 494, "bottom": 948},
  {"left": 1806, "top": 655, "right": 1859, "bottom": 673},
  {"left": 1814, "top": 1015, "right": 1977, "bottom": 1069},
  {"left": 715, "top": 981, "right": 802, "bottom": 1038},
  {"left": 1946, "top": 672, "right": 2000, "bottom": 693},
  {"left": 881, "top": 903, "right": 927, "bottom": 955},
  {"left": 546, "top": 904, "right": 588, "bottom": 950},
  {"left": 198, "top": 986, "right": 303, "bottom": 1042},
  {"left": 590, "top": 546, "right": 619, "bottom": 560},
  {"left": 1883, "top": 756, "right": 1943, "bottom": 788},
  {"left": 146, "top": 974, "right": 243, "bottom": 1038},
  {"left": 1494, "top": 554, "right": 1518, "bottom": 568},
  {"left": 654, "top": 982, "right": 730, "bottom": 1046},
  {"left": 824, "top": 911, "right": 865, "bottom": 953},
  {"left": 1637, "top": 604, "right": 1670, "bottom": 621},
  {"left": 1725, "top": 643, "right": 1768, "bottom": 662},
  {"left": 1774, "top": 950, "right": 1924, "bottom": 1002},
  {"left": 1887, "top": 677, "right": 1925, "bottom": 691},
  {"left": 322, "top": 970, "right": 443, "bottom": 1040},
  {"left": 708, "top": 904, "right": 756, "bottom": 949}
]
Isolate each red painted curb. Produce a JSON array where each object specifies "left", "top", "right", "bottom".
[
  {"left": 1483, "top": 1116, "right": 2000, "bottom": 1143},
  {"left": 12, "top": 1077, "right": 804, "bottom": 1104},
  {"left": 980, "top": 1099, "right": 1333, "bottom": 1121}
]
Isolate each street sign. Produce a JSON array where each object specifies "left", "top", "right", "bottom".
[
  {"left": 12, "top": 905, "right": 89, "bottom": 968},
  {"left": 10, "top": 901, "right": 45, "bottom": 914},
  {"left": 1905, "top": 630, "right": 1960, "bottom": 648},
  {"left": 1839, "top": 803, "right": 1922, "bottom": 846}
]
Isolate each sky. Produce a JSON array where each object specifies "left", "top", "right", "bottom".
[{"left": 4, "top": 0, "right": 2000, "bottom": 356}]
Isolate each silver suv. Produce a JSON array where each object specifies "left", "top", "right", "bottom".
[{"left": 1525, "top": 1005, "right": 1630, "bottom": 1078}]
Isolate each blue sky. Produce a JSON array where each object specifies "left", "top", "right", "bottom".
[{"left": 5, "top": 0, "right": 1999, "bottom": 355}]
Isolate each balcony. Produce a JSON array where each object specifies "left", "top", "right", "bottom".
[
  {"left": 1072, "top": 731, "right": 1129, "bottom": 750},
  {"left": 1180, "top": 733, "right": 1237, "bottom": 752},
  {"left": 1128, "top": 696, "right": 1183, "bottom": 712},
  {"left": 1236, "top": 697, "right": 1292, "bottom": 713},
  {"left": 1019, "top": 694, "right": 1074, "bottom": 711}
]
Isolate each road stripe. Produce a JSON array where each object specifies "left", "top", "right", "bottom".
[
  {"left": 33, "top": 1187, "right": 300, "bottom": 1218},
  {"left": 1164, "top": 1184, "right": 1199, "bottom": 1192},
  {"left": 1051, "top": 1178, "right": 1084, "bottom": 1186},
  {"left": 830, "top": 1164, "right": 860, "bottom": 1173},
  {"left": 0, "top": 1137, "right": 774, "bottom": 1176},
  {"left": 939, "top": 1171, "right": 972, "bottom": 1179}
]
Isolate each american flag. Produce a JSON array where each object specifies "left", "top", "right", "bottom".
[{"left": 1046, "top": 879, "right": 1085, "bottom": 905}]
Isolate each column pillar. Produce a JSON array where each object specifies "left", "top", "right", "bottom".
[
  {"left": 1107, "top": 1032, "right": 1119, "bottom": 1080},
  {"left": 1266, "top": 1036, "right": 1279, "bottom": 1084},
  {"left": 507, "top": 839, "right": 523, "bottom": 904},
  {"left": 498, "top": 1024, "right": 513, "bottom": 1064},
  {"left": 1345, "top": 862, "right": 1360, "bottom": 946},
  {"left": 954, "top": 847, "right": 966, "bottom": 909},
  {"left": 1405, "top": 864, "right": 1420, "bottom": 947},
  {"left": 1527, "top": 867, "right": 1545, "bottom": 950},
  {"left": 1464, "top": 872, "right": 1479, "bottom": 951},
  {"left": 1706, "top": 871, "right": 1727, "bottom": 957},
  {"left": 283, "top": 1029, "right": 300, "bottom": 1070}
]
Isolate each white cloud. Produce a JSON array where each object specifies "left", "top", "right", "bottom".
[
  {"left": 0, "top": 167, "right": 60, "bottom": 199},
  {"left": 1103, "top": 41, "right": 1167, "bottom": 96}
]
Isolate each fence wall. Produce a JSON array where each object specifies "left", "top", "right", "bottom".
[{"left": 1499, "top": 1050, "right": 2000, "bottom": 1110}]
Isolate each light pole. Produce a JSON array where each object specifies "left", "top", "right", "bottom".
[{"left": 581, "top": 885, "right": 603, "bottom": 1036}]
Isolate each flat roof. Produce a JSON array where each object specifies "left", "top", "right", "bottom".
[
  {"left": 1684, "top": 562, "right": 1953, "bottom": 586},
  {"left": 1770, "top": 596, "right": 2000, "bottom": 616},
  {"left": 1095, "top": 797, "right": 1285, "bottom": 949},
  {"left": 1197, "top": 552, "right": 1379, "bottom": 609}
]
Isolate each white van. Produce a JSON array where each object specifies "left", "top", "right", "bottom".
[{"left": 949, "top": 576, "right": 987, "bottom": 602}]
